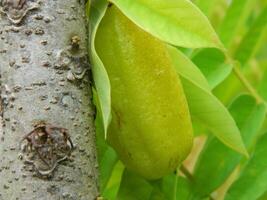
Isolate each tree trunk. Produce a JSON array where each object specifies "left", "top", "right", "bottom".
[{"left": 0, "top": 0, "right": 98, "bottom": 199}]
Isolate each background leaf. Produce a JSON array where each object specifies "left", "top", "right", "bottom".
[
  {"left": 110, "top": 0, "right": 223, "bottom": 49},
  {"left": 229, "top": 95, "right": 266, "bottom": 148},
  {"left": 192, "top": 95, "right": 266, "bottom": 197},
  {"left": 218, "top": 0, "right": 252, "bottom": 47},
  {"left": 213, "top": 5, "right": 267, "bottom": 105},
  {"left": 234, "top": 7, "right": 267, "bottom": 66},
  {"left": 191, "top": 48, "right": 233, "bottom": 89},
  {"left": 117, "top": 170, "right": 194, "bottom": 200},
  {"left": 168, "top": 47, "right": 247, "bottom": 156},
  {"left": 194, "top": 0, "right": 228, "bottom": 29},
  {"left": 194, "top": 0, "right": 224, "bottom": 18},
  {"left": 225, "top": 132, "right": 267, "bottom": 200}
]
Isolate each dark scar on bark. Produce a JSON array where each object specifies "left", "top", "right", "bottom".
[{"left": 20, "top": 121, "right": 74, "bottom": 177}]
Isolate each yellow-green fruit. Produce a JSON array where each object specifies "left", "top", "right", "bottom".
[{"left": 95, "top": 6, "right": 193, "bottom": 179}]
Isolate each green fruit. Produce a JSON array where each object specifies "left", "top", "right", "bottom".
[{"left": 95, "top": 5, "right": 193, "bottom": 179}]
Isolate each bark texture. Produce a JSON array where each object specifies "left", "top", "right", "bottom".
[{"left": 0, "top": 0, "right": 98, "bottom": 199}]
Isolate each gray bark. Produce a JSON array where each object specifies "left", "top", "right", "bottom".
[{"left": 0, "top": 0, "right": 98, "bottom": 199}]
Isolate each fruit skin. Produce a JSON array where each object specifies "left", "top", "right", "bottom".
[{"left": 95, "top": 5, "right": 193, "bottom": 180}]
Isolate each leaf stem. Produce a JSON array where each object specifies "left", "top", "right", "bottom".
[
  {"left": 232, "top": 64, "right": 264, "bottom": 104},
  {"left": 223, "top": 50, "right": 265, "bottom": 104},
  {"left": 180, "top": 165, "right": 194, "bottom": 181}
]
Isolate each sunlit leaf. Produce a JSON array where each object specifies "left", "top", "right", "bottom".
[
  {"left": 110, "top": 0, "right": 223, "bottom": 49},
  {"left": 168, "top": 46, "right": 248, "bottom": 156},
  {"left": 168, "top": 46, "right": 210, "bottom": 91}
]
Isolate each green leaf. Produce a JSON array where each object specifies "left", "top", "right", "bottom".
[
  {"left": 192, "top": 95, "right": 266, "bottom": 197},
  {"left": 168, "top": 46, "right": 210, "bottom": 91},
  {"left": 99, "top": 147, "right": 118, "bottom": 193},
  {"left": 229, "top": 95, "right": 266, "bottom": 147},
  {"left": 160, "top": 174, "right": 193, "bottom": 200},
  {"left": 149, "top": 190, "right": 165, "bottom": 200},
  {"left": 92, "top": 87, "right": 106, "bottom": 158},
  {"left": 149, "top": 181, "right": 166, "bottom": 200},
  {"left": 225, "top": 133, "right": 267, "bottom": 200},
  {"left": 234, "top": 7, "right": 267, "bottom": 66},
  {"left": 148, "top": 174, "right": 194, "bottom": 200},
  {"left": 117, "top": 169, "right": 153, "bottom": 200},
  {"left": 110, "top": 0, "right": 223, "bottom": 49},
  {"left": 191, "top": 48, "right": 233, "bottom": 89},
  {"left": 168, "top": 46, "right": 248, "bottom": 156},
  {"left": 213, "top": 71, "right": 244, "bottom": 105},
  {"left": 103, "top": 161, "right": 124, "bottom": 200},
  {"left": 218, "top": 0, "right": 252, "bottom": 47},
  {"left": 89, "top": 0, "right": 111, "bottom": 135},
  {"left": 93, "top": 88, "right": 119, "bottom": 193},
  {"left": 193, "top": 137, "right": 240, "bottom": 197},
  {"left": 182, "top": 79, "right": 248, "bottom": 155},
  {"left": 117, "top": 172, "right": 193, "bottom": 200}
]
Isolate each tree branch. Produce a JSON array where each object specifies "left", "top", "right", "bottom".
[{"left": 0, "top": 0, "right": 98, "bottom": 199}]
